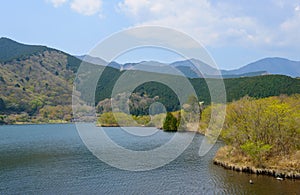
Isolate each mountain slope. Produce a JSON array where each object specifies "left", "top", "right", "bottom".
[
  {"left": 0, "top": 37, "right": 82, "bottom": 72},
  {"left": 0, "top": 38, "right": 84, "bottom": 114},
  {"left": 0, "top": 49, "right": 74, "bottom": 114}
]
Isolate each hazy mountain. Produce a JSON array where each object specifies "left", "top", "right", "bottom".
[
  {"left": 77, "top": 55, "right": 107, "bottom": 66},
  {"left": 77, "top": 55, "right": 123, "bottom": 69},
  {"left": 170, "top": 58, "right": 219, "bottom": 77},
  {"left": 77, "top": 53, "right": 300, "bottom": 78},
  {"left": 107, "top": 61, "right": 122, "bottom": 69},
  {"left": 171, "top": 58, "right": 300, "bottom": 78},
  {"left": 118, "top": 59, "right": 221, "bottom": 78},
  {"left": 225, "top": 57, "right": 300, "bottom": 77},
  {"left": 170, "top": 59, "right": 267, "bottom": 78}
]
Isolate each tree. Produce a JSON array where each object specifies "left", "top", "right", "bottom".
[
  {"left": 163, "top": 112, "right": 178, "bottom": 131},
  {"left": 240, "top": 141, "right": 272, "bottom": 167},
  {"left": 0, "top": 98, "right": 5, "bottom": 112}
]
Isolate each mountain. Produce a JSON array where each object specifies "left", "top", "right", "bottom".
[
  {"left": 0, "top": 38, "right": 83, "bottom": 114},
  {"left": 1, "top": 37, "right": 300, "bottom": 123},
  {"left": 118, "top": 59, "right": 219, "bottom": 78},
  {"left": 225, "top": 57, "right": 300, "bottom": 77},
  {"left": 0, "top": 37, "right": 82, "bottom": 72},
  {"left": 77, "top": 54, "right": 300, "bottom": 79},
  {"left": 77, "top": 55, "right": 124, "bottom": 69},
  {"left": 167, "top": 57, "right": 300, "bottom": 78},
  {"left": 108, "top": 61, "right": 122, "bottom": 69},
  {"left": 170, "top": 58, "right": 220, "bottom": 77},
  {"left": 77, "top": 55, "right": 107, "bottom": 66},
  {"left": 170, "top": 58, "right": 300, "bottom": 78},
  {"left": 0, "top": 37, "right": 53, "bottom": 63}
]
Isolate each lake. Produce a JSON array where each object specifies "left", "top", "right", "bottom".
[{"left": 0, "top": 124, "right": 299, "bottom": 194}]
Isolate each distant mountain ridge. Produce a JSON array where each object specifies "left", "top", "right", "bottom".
[
  {"left": 225, "top": 57, "right": 300, "bottom": 77},
  {"left": 76, "top": 55, "right": 107, "bottom": 66},
  {"left": 78, "top": 54, "right": 300, "bottom": 78}
]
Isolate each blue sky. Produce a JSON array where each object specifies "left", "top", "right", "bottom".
[{"left": 1, "top": 0, "right": 300, "bottom": 70}]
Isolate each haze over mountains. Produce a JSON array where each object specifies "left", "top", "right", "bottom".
[{"left": 78, "top": 54, "right": 300, "bottom": 78}]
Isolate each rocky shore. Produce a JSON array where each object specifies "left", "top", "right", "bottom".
[
  {"left": 213, "top": 159, "right": 300, "bottom": 179},
  {"left": 213, "top": 146, "right": 300, "bottom": 179}
]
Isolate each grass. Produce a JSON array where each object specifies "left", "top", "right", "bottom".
[{"left": 214, "top": 145, "right": 300, "bottom": 178}]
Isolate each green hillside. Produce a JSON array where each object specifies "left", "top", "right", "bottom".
[
  {"left": 1, "top": 38, "right": 300, "bottom": 124},
  {"left": 0, "top": 38, "right": 81, "bottom": 116}
]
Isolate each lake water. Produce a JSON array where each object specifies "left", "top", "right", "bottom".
[{"left": 0, "top": 124, "right": 299, "bottom": 194}]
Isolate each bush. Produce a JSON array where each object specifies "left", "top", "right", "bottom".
[{"left": 163, "top": 112, "right": 178, "bottom": 131}]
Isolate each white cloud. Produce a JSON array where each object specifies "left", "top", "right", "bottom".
[
  {"left": 47, "top": 0, "right": 68, "bottom": 7},
  {"left": 279, "top": 8, "right": 300, "bottom": 46},
  {"left": 47, "top": 0, "right": 102, "bottom": 16},
  {"left": 118, "top": 0, "right": 300, "bottom": 50},
  {"left": 70, "top": 0, "right": 102, "bottom": 16},
  {"left": 118, "top": 0, "right": 151, "bottom": 17},
  {"left": 118, "top": 0, "right": 263, "bottom": 47}
]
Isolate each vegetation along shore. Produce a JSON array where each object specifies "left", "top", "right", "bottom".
[{"left": 204, "top": 95, "right": 300, "bottom": 179}]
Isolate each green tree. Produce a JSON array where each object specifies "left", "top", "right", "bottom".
[
  {"left": 0, "top": 115, "right": 6, "bottom": 124},
  {"left": 163, "top": 112, "right": 178, "bottom": 131},
  {"left": 240, "top": 141, "right": 272, "bottom": 167},
  {"left": 97, "top": 112, "right": 118, "bottom": 126},
  {"left": 97, "top": 112, "right": 136, "bottom": 127},
  {"left": 0, "top": 98, "right": 5, "bottom": 112}
]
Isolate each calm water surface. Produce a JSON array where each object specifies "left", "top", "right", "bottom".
[{"left": 0, "top": 124, "right": 299, "bottom": 194}]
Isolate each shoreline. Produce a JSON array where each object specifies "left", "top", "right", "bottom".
[
  {"left": 213, "top": 146, "right": 300, "bottom": 180},
  {"left": 0, "top": 121, "right": 72, "bottom": 126},
  {"left": 213, "top": 159, "right": 300, "bottom": 179}
]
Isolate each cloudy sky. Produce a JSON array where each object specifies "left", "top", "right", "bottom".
[{"left": 1, "top": 0, "right": 300, "bottom": 69}]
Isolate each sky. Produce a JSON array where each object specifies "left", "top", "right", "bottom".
[{"left": 1, "top": 0, "right": 300, "bottom": 70}]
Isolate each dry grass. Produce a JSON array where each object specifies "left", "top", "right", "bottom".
[
  {"left": 267, "top": 151, "right": 300, "bottom": 172},
  {"left": 214, "top": 146, "right": 300, "bottom": 178}
]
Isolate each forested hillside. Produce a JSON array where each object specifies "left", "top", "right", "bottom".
[
  {"left": 1, "top": 38, "right": 300, "bottom": 124},
  {"left": 0, "top": 38, "right": 82, "bottom": 115}
]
